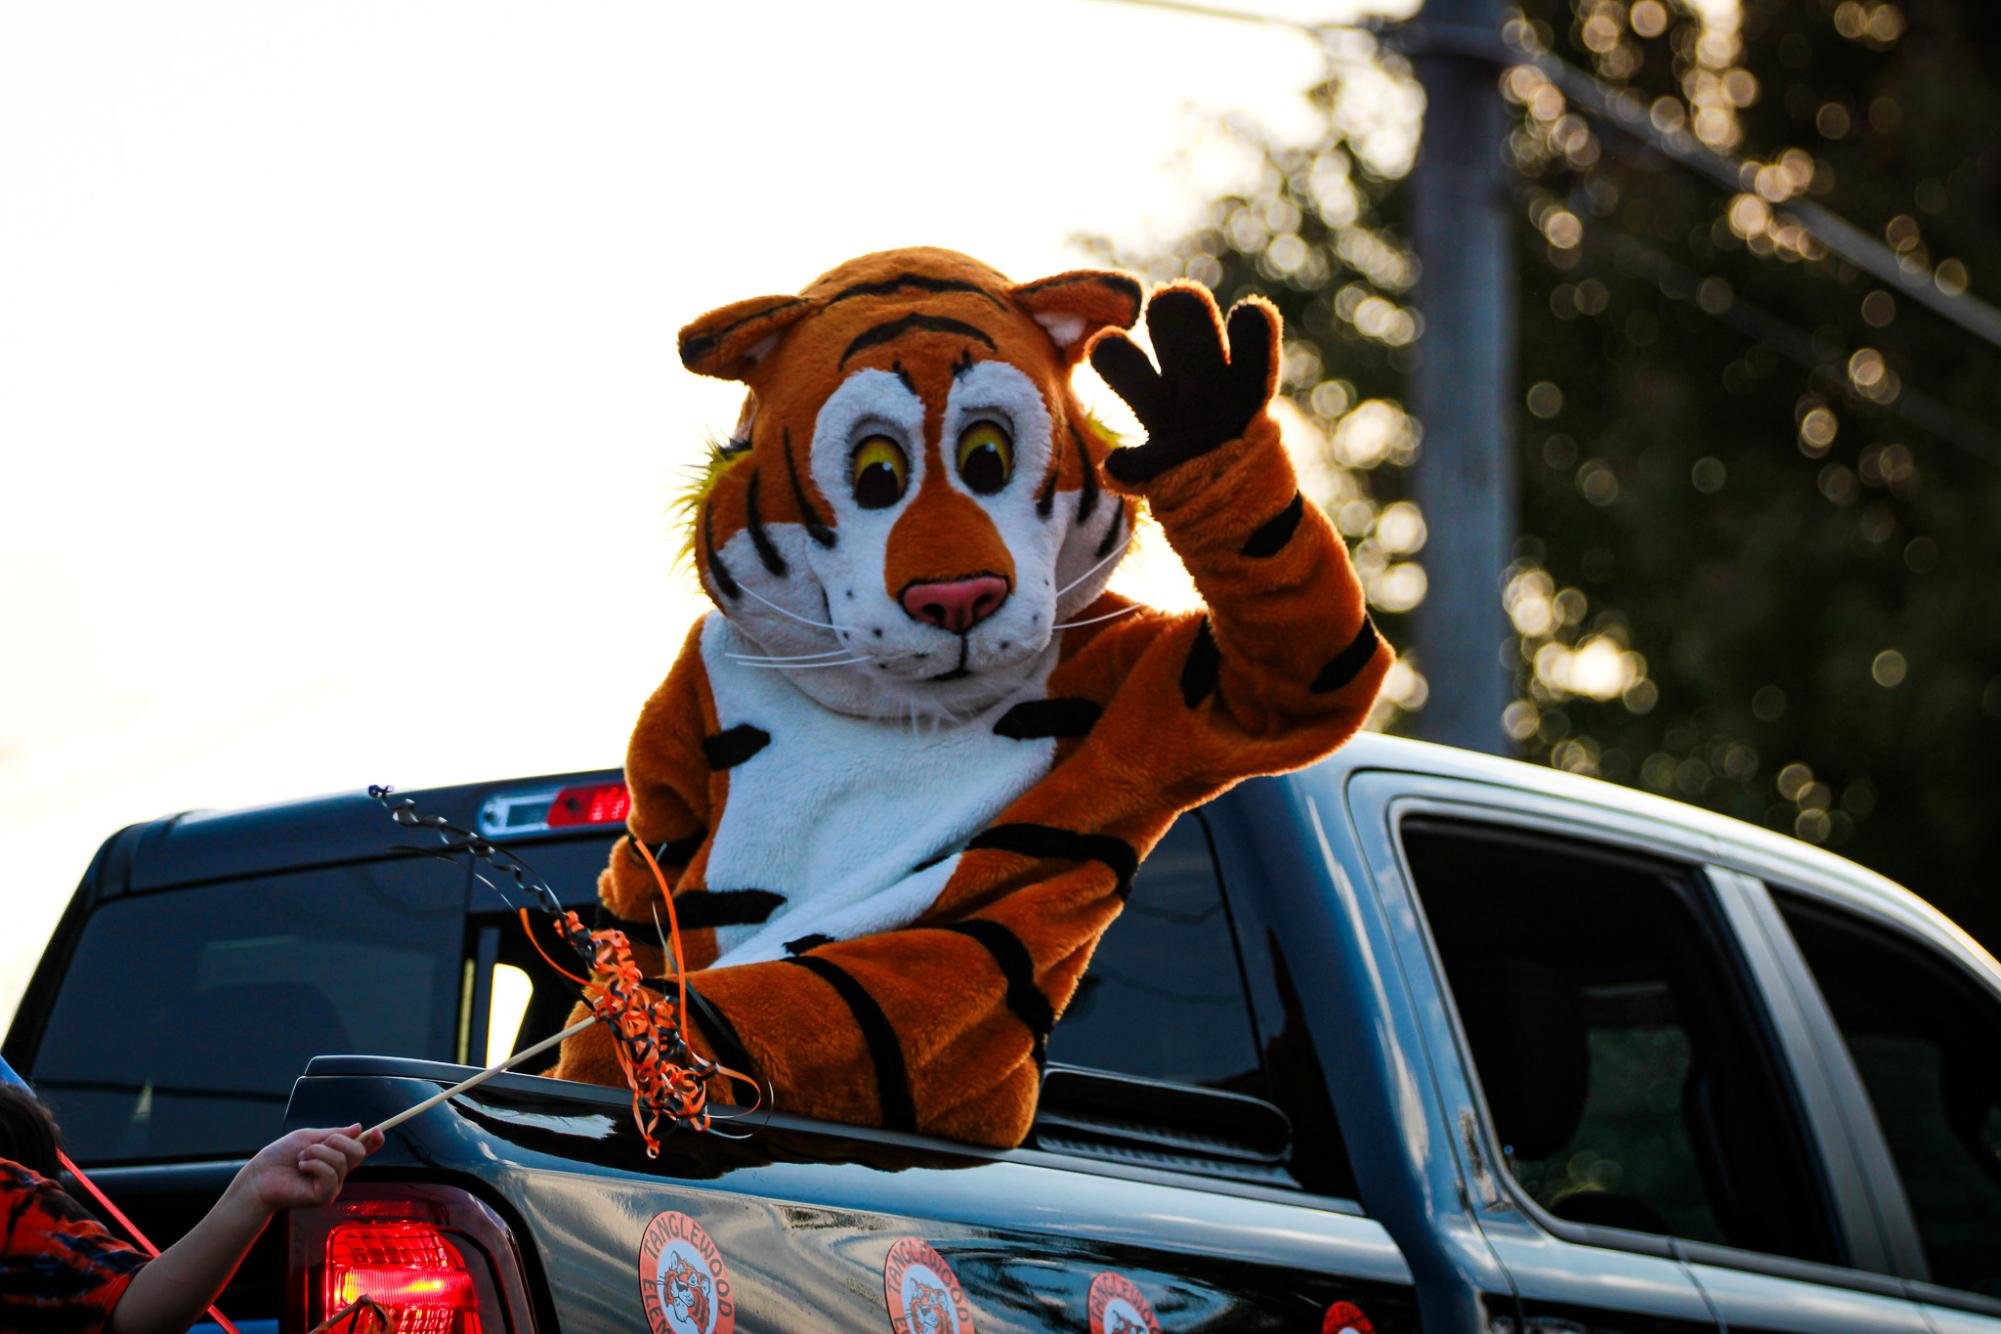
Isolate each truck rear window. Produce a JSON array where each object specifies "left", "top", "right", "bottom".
[{"left": 30, "top": 858, "right": 465, "bottom": 1164}]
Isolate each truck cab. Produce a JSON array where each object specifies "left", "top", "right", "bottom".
[{"left": 7, "top": 733, "right": 1999, "bottom": 1331}]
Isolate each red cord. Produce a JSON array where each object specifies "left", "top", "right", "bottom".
[{"left": 59, "top": 1149, "right": 242, "bottom": 1334}]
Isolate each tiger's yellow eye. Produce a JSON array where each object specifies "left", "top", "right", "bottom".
[
  {"left": 956, "top": 420, "right": 1013, "bottom": 495},
  {"left": 850, "top": 435, "right": 908, "bottom": 509}
]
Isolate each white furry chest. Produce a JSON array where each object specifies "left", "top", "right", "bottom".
[{"left": 698, "top": 616, "right": 1057, "bottom": 965}]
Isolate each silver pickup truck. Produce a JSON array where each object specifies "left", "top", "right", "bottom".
[{"left": 8, "top": 732, "right": 2000, "bottom": 1331}]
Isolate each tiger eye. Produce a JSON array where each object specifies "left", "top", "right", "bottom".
[
  {"left": 956, "top": 420, "right": 1013, "bottom": 495},
  {"left": 851, "top": 435, "right": 909, "bottom": 509}
]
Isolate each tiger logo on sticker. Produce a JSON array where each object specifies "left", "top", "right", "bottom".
[
  {"left": 883, "top": 1237, "right": 976, "bottom": 1334},
  {"left": 1088, "top": 1271, "right": 1163, "bottom": 1334},
  {"left": 639, "top": 1210, "right": 736, "bottom": 1334}
]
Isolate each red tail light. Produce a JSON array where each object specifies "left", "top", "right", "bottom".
[
  {"left": 291, "top": 1184, "right": 536, "bottom": 1334},
  {"left": 326, "top": 1221, "right": 479, "bottom": 1331},
  {"left": 544, "top": 781, "right": 632, "bottom": 828}
]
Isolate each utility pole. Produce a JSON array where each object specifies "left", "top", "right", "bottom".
[{"left": 1406, "top": 0, "right": 1516, "bottom": 755}]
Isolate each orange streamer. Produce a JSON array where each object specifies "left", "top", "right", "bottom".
[{"left": 519, "top": 843, "right": 759, "bottom": 1155}]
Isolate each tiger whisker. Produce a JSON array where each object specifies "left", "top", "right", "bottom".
[
  {"left": 731, "top": 656, "right": 873, "bottom": 671},
  {"left": 738, "top": 582, "right": 845, "bottom": 632},
  {"left": 725, "top": 648, "right": 856, "bottom": 662},
  {"left": 1052, "top": 540, "right": 1127, "bottom": 601},
  {"left": 1050, "top": 603, "right": 1144, "bottom": 631}
]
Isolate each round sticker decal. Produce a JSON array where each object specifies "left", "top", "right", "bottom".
[
  {"left": 1088, "top": 1271, "right": 1163, "bottom": 1334},
  {"left": 639, "top": 1210, "right": 736, "bottom": 1334},
  {"left": 882, "top": 1236, "right": 976, "bottom": 1334},
  {"left": 1321, "top": 1300, "right": 1375, "bottom": 1334}
]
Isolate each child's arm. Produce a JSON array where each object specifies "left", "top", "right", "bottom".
[{"left": 109, "top": 1124, "right": 379, "bottom": 1334}]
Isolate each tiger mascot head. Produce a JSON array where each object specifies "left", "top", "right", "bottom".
[
  {"left": 661, "top": 1254, "right": 712, "bottom": 1331},
  {"left": 905, "top": 1277, "right": 955, "bottom": 1334},
  {"left": 1106, "top": 1312, "right": 1151, "bottom": 1334},
  {"left": 678, "top": 246, "right": 1143, "bottom": 720}
]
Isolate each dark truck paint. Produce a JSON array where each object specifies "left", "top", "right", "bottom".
[{"left": 8, "top": 733, "right": 2001, "bottom": 1331}]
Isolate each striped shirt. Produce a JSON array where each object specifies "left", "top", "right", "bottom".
[{"left": 0, "top": 1159, "right": 147, "bottom": 1333}]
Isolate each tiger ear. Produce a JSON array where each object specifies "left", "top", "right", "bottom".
[
  {"left": 678, "top": 294, "right": 819, "bottom": 381},
  {"left": 1008, "top": 269, "right": 1144, "bottom": 364}
]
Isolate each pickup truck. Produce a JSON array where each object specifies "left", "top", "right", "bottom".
[{"left": 6, "top": 732, "right": 2000, "bottom": 1332}]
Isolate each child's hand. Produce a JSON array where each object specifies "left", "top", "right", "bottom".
[{"left": 232, "top": 1124, "right": 383, "bottom": 1216}]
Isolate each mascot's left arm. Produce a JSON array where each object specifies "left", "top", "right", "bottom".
[{"left": 553, "top": 258, "right": 1389, "bottom": 1148}]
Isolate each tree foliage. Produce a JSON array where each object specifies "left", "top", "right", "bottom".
[{"left": 1097, "top": 0, "right": 2001, "bottom": 945}]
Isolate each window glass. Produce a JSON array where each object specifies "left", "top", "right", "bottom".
[
  {"left": 1402, "top": 820, "right": 1836, "bottom": 1263},
  {"left": 501, "top": 834, "right": 616, "bottom": 910},
  {"left": 32, "top": 859, "right": 465, "bottom": 1163},
  {"left": 467, "top": 834, "right": 622, "bottom": 1061},
  {"left": 1775, "top": 894, "right": 2001, "bottom": 1296},
  {"left": 482, "top": 825, "right": 1266, "bottom": 1091},
  {"left": 1046, "top": 814, "right": 1264, "bottom": 1091},
  {"left": 482, "top": 824, "right": 1256, "bottom": 1096},
  {"left": 475, "top": 821, "right": 1269, "bottom": 1088}
]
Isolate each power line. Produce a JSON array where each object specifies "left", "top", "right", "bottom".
[
  {"left": 1507, "top": 33, "right": 2001, "bottom": 353},
  {"left": 1090, "top": 0, "right": 2001, "bottom": 356},
  {"left": 1579, "top": 221, "right": 2001, "bottom": 466}
]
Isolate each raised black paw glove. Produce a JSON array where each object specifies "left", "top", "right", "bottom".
[{"left": 1089, "top": 283, "right": 1281, "bottom": 487}]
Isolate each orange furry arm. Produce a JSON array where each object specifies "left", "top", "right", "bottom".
[
  {"left": 1087, "top": 283, "right": 1390, "bottom": 775},
  {"left": 1113, "top": 410, "right": 1388, "bottom": 763}
]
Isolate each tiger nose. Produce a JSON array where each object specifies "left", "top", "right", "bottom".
[{"left": 901, "top": 576, "right": 1009, "bottom": 633}]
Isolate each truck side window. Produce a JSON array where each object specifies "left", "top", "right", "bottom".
[
  {"left": 1045, "top": 813, "right": 1264, "bottom": 1092},
  {"left": 29, "top": 859, "right": 464, "bottom": 1164},
  {"left": 1401, "top": 819, "right": 1838, "bottom": 1264},
  {"left": 1033, "top": 813, "right": 1350, "bottom": 1193},
  {"left": 480, "top": 820, "right": 1267, "bottom": 1088},
  {"left": 1774, "top": 894, "right": 2001, "bottom": 1296}
]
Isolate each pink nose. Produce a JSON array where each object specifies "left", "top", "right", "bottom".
[{"left": 900, "top": 576, "right": 1009, "bottom": 633}]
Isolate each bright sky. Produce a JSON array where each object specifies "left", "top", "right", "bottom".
[{"left": 0, "top": 0, "right": 1415, "bottom": 1029}]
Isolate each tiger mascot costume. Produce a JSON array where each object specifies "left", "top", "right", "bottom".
[{"left": 551, "top": 246, "right": 1390, "bottom": 1148}]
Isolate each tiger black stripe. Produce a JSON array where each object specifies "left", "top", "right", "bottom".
[
  {"left": 622, "top": 827, "right": 708, "bottom": 869},
  {"left": 891, "top": 359, "right": 917, "bottom": 395},
  {"left": 669, "top": 982, "right": 759, "bottom": 1085},
  {"left": 942, "top": 919, "right": 1055, "bottom": 1066},
  {"left": 823, "top": 272, "right": 1008, "bottom": 312},
  {"left": 840, "top": 314, "right": 996, "bottom": 367},
  {"left": 1013, "top": 271, "right": 1144, "bottom": 313},
  {"left": 679, "top": 297, "right": 806, "bottom": 366},
  {"left": 702, "top": 724, "right": 770, "bottom": 770},
  {"left": 658, "top": 830, "right": 707, "bottom": 865},
  {"left": 1181, "top": 616, "right": 1221, "bottom": 708},
  {"left": 783, "top": 955, "right": 916, "bottom": 1130},
  {"left": 1241, "top": 490, "right": 1305, "bottom": 558},
  {"left": 1312, "top": 616, "right": 1383, "bottom": 694},
  {"left": 967, "top": 823, "right": 1140, "bottom": 899},
  {"left": 1034, "top": 467, "right": 1059, "bottom": 519},
  {"left": 993, "top": 697, "right": 1101, "bottom": 740},
  {"left": 744, "top": 470, "right": 788, "bottom": 577},
  {"left": 608, "top": 889, "right": 784, "bottom": 934},
  {"left": 782, "top": 428, "right": 837, "bottom": 549},
  {"left": 1069, "top": 422, "right": 1100, "bottom": 521},
  {"left": 785, "top": 932, "right": 834, "bottom": 956},
  {"left": 1093, "top": 499, "right": 1126, "bottom": 560},
  {"left": 701, "top": 502, "right": 741, "bottom": 600}
]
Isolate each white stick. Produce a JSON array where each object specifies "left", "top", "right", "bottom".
[{"left": 369, "top": 1015, "right": 598, "bottom": 1137}]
